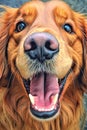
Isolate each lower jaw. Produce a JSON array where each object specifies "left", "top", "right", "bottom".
[{"left": 30, "top": 104, "right": 60, "bottom": 121}]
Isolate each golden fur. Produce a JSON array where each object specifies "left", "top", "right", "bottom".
[{"left": 0, "top": 0, "right": 87, "bottom": 130}]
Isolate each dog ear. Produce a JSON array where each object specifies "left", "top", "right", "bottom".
[
  {"left": 0, "top": 6, "right": 17, "bottom": 79},
  {"left": 0, "top": 16, "right": 8, "bottom": 78},
  {"left": 78, "top": 16, "right": 87, "bottom": 93},
  {"left": 73, "top": 12, "right": 87, "bottom": 93},
  {"left": 82, "top": 22, "right": 87, "bottom": 93}
]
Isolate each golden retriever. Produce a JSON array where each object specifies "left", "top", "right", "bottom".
[{"left": 0, "top": 0, "right": 87, "bottom": 130}]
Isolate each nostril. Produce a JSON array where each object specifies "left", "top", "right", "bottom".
[
  {"left": 29, "top": 39, "right": 37, "bottom": 51},
  {"left": 24, "top": 39, "right": 38, "bottom": 60},
  {"left": 45, "top": 40, "right": 54, "bottom": 51},
  {"left": 45, "top": 39, "right": 59, "bottom": 52},
  {"left": 24, "top": 39, "right": 37, "bottom": 52}
]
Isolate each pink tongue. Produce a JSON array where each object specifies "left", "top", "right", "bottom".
[{"left": 30, "top": 73, "right": 59, "bottom": 107}]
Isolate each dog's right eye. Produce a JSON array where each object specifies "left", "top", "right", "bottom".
[{"left": 15, "top": 21, "right": 26, "bottom": 32}]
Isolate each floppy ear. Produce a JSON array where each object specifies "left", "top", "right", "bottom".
[
  {"left": 0, "top": 6, "right": 17, "bottom": 79},
  {"left": 82, "top": 22, "right": 87, "bottom": 93},
  {"left": 78, "top": 16, "right": 87, "bottom": 93},
  {"left": 0, "top": 13, "right": 9, "bottom": 78}
]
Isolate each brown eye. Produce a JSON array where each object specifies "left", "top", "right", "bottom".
[
  {"left": 15, "top": 21, "right": 26, "bottom": 32},
  {"left": 63, "top": 24, "right": 73, "bottom": 34}
]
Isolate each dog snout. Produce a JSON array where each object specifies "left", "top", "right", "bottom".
[{"left": 24, "top": 32, "right": 59, "bottom": 63}]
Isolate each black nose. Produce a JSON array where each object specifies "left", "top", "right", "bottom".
[{"left": 24, "top": 32, "right": 59, "bottom": 63}]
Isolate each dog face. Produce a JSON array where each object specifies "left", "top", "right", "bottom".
[{"left": 0, "top": 0, "right": 87, "bottom": 122}]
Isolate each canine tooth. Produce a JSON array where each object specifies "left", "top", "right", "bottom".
[
  {"left": 30, "top": 77, "right": 32, "bottom": 81},
  {"left": 29, "top": 94, "right": 35, "bottom": 105},
  {"left": 56, "top": 78, "right": 58, "bottom": 82},
  {"left": 53, "top": 94, "right": 58, "bottom": 104}
]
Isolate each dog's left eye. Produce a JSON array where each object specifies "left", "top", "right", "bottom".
[
  {"left": 15, "top": 21, "right": 26, "bottom": 32},
  {"left": 63, "top": 24, "right": 73, "bottom": 34}
]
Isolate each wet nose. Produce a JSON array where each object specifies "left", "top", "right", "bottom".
[{"left": 24, "top": 32, "right": 59, "bottom": 63}]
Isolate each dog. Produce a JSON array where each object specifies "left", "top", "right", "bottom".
[{"left": 0, "top": 0, "right": 87, "bottom": 130}]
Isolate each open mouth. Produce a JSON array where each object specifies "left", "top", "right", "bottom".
[{"left": 23, "top": 71, "right": 70, "bottom": 120}]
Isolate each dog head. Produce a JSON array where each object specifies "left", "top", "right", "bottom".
[{"left": 0, "top": 0, "right": 87, "bottom": 121}]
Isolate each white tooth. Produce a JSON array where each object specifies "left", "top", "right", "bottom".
[
  {"left": 56, "top": 78, "right": 58, "bottom": 82},
  {"left": 39, "top": 108, "right": 44, "bottom": 111},
  {"left": 45, "top": 109, "right": 48, "bottom": 111},
  {"left": 47, "top": 109, "right": 50, "bottom": 111},
  {"left": 39, "top": 108, "right": 41, "bottom": 111},
  {"left": 40, "top": 108, "right": 42, "bottom": 111},
  {"left": 41, "top": 108, "right": 44, "bottom": 111},
  {"left": 35, "top": 106, "right": 38, "bottom": 110},
  {"left": 38, "top": 108, "right": 40, "bottom": 111},
  {"left": 29, "top": 94, "right": 35, "bottom": 105},
  {"left": 30, "top": 77, "right": 32, "bottom": 81},
  {"left": 51, "top": 105, "right": 54, "bottom": 110},
  {"left": 53, "top": 94, "right": 58, "bottom": 104}
]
